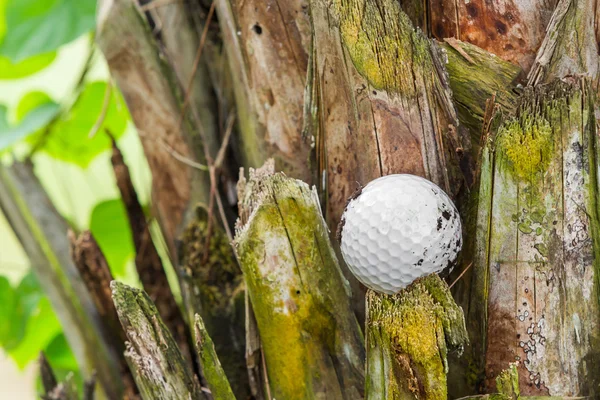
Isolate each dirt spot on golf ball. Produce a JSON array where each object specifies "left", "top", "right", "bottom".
[{"left": 339, "top": 174, "right": 462, "bottom": 294}]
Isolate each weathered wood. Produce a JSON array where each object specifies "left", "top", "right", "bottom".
[
  {"left": 234, "top": 160, "right": 365, "bottom": 399},
  {"left": 527, "top": 0, "right": 599, "bottom": 86},
  {"left": 111, "top": 281, "right": 204, "bottom": 400},
  {"left": 442, "top": 39, "right": 522, "bottom": 147},
  {"left": 97, "top": 0, "right": 209, "bottom": 258},
  {"left": 193, "top": 314, "right": 236, "bottom": 400},
  {"left": 69, "top": 230, "right": 139, "bottom": 399},
  {"left": 365, "top": 274, "right": 468, "bottom": 399},
  {"left": 99, "top": 1, "right": 249, "bottom": 391},
  {"left": 215, "top": 0, "right": 313, "bottom": 181},
  {"left": 0, "top": 161, "right": 123, "bottom": 400},
  {"left": 428, "top": 0, "right": 557, "bottom": 72},
  {"left": 308, "top": 0, "right": 467, "bottom": 234},
  {"left": 473, "top": 80, "right": 600, "bottom": 395},
  {"left": 179, "top": 208, "right": 247, "bottom": 397}
]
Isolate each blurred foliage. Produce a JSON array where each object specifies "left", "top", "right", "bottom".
[
  {"left": 26, "top": 82, "right": 129, "bottom": 167},
  {"left": 0, "top": 273, "right": 80, "bottom": 388},
  {"left": 0, "top": 0, "right": 129, "bottom": 394},
  {"left": 0, "top": 95, "right": 59, "bottom": 150},
  {"left": 90, "top": 198, "right": 136, "bottom": 278},
  {"left": 0, "top": 52, "right": 56, "bottom": 80},
  {"left": 0, "top": 0, "right": 96, "bottom": 62}
]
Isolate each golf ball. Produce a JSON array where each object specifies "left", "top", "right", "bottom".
[{"left": 339, "top": 174, "right": 462, "bottom": 294}]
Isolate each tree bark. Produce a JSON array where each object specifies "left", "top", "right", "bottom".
[
  {"left": 69, "top": 230, "right": 139, "bottom": 399},
  {"left": 97, "top": 2, "right": 248, "bottom": 394},
  {"left": 234, "top": 160, "right": 365, "bottom": 399},
  {"left": 471, "top": 79, "right": 600, "bottom": 396},
  {"left": 215, "top": 0, "right": 313, "bottom": 181},
  {"left": 193, "top": 314, "right": 236, "bottom": 400},
  {"left": 97, "top": 0, "right": 209, "bottom": 258},
  {"left": 110, "top": 281, "right": 204, "bottom": 400}
]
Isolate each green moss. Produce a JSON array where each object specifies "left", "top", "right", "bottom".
[
  {"left": 333, "top": 0, "right": 432, "bottom": 94},
  {"left": 180, "top": 209, "right": 242, "bottom": 316},
  {"left": 367, "top": 275, "right": 467, "bottom": 399},
  {"left": 235, "top": 174, "right": 363, "bottom": 399},
  {"left": 193, "top": 315, "right": 236, "bottom": 400},
  {"left": 443, "top": 41, "right": 520, "bottom": 144},
  {"left": 498, "top": 117, "right": 553, "bottom": 182},
  {"left": 495, "top": 363, "right": 519, "bottom": 398}
]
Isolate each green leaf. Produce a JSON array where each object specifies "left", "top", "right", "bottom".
[
  {"left": 0, "top": 0, "right": 96, "bottom": 62},
  {"left": 89, "top": 199, "right": 135, "bottom": 277},
  {"left": 0, "top": 95, "right": 60, "bottom": 150},
  {"left": 35, "top": 81, "right": 129, "bottom": 167},
  {"left": 0, "top": 276, "right": 20, "bottom": 349},
  {"left": 0, "top": 52, "right": 56, "bottom": 80},
  {"left": 9, "top": 297, "right": 62, "bottom": 369},
  {"left": 44, "top": 334, "right": 78, "bottom": 372},
  {"left": 0, "top": 273, "right": 42, "bottom": 352}
]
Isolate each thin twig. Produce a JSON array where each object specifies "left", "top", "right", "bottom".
[
  {"left": 215, "top": 114, "right": 236, "bottom": 168},
  {"left": 157, "top": 137, "right": 209, "bottom": 171},
  {"left": 139, "top": 0, "right": 183, "bottom": 12},
  {"left": 449, "top": 262, "right": 473, "bottom": 289},
  {"left": 175, "top": 1, "right": 216, "bottom": 136}
]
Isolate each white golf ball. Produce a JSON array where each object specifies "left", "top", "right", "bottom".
[{"left": 339, "top": 174, "right": 462, "bottom": 294}]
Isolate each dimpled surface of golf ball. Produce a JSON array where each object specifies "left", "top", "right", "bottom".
[{"left": 339, "top": 174, "right": 462, "bottom": 294}]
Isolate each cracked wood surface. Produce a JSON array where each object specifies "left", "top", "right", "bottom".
[{"left": 234, "top": 160, "right": 365, "bottom": 399}]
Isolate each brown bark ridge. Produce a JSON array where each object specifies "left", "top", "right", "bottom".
[
  {"left": 110, "top": 141, "right": 194, "bottom": 370},
  {"left": 215, "top": 0, "right": 313, "bottom": 182},
  {"left": 96, "top": 0, "right": 209, "bottom": 259},
  {"left": 428, "top": 0, "right": 558, "bottom": 72},
  {"left": 0, "top": 161, "right": 123, "bottom": 400},
  {"left": 308, "top": 0, "right": 468, "bottom": 235},
  {"left": 111, "top": 281, "right": 204, "bottom": 400},
  {"left": 234, "top": 160, "right": 365, "bottom": 399},
  {"left": 473, "top": 80, "right": 600, "bottom": 395},
  {"left": 69, "top": 230, "right": 139, "bottom": 399}
]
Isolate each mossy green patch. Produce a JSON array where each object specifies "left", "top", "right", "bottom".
[
  {"left": 498, "top": 117, "right": 553, "bottom": 182},
  {"left": 495, "top": 363, "right": 519, "bottom": 398},
  {"left": 366, "top": 275, "right": 467, "bottom": 399},
  {"left": 180, "top": 209, "right": 242, "bottom": 317},
  {"left": 235, "top": 172, "right": 364, "bottom": 399},
  {"left": 333, "top": 0, "right": 432, "bottom": 95}
]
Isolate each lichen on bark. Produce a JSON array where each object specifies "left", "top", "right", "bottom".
[
  {"left": 234, "top": 160, "right": 365, "bottom": 400},
  {"left": 474, "top": 79, "right": 600, "bottom": 395}
]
